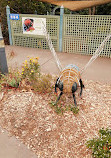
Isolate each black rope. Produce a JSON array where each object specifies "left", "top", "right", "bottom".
[{"left": 41, "top": 57, "right": 53, "bottom": 67}]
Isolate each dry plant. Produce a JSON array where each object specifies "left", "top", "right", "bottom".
[{"left": 8, "top": 50, "right": 16, "bottom": 59}]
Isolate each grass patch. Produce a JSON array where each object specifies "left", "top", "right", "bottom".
[{"left": 50, "top": 101, "right": 79, "bottom": 115}]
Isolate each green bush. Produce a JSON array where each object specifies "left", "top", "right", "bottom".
[
  {"left": 7, "top": 77, "right": 19, "bottom": 88},
  {"left": 21, "top": 57, "right": 54, "bottom": 93},
  {"left": 21, "top": 57, "right": 40, "bottom": 80},
  {"left": 86, "top": 128, "right": 111, "bottom": 158},
  {"left": 0, "top": 70, "right": 21, "bottom": 89}
]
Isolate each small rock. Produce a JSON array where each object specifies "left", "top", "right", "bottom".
[
  {"left": 45, "top": 117, "right": 49, "bottom": 121},
  {"left": 46, "top": 127, "right": 51, "bottom": 132},
  {"left": 0, "top": 92, "right": 4, "bottom": 101},
  {"left": 52, "top": 124, "right": 57, "bottom": 130},
  {"left": 60, "top": 135, "right": 63, "bottom": 139}
]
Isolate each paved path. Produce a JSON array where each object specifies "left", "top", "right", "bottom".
[
  {"left": 5, "top": 45, "right": 111, "bottom": 84},
  {"left": 0, "top": 126, "right": 37, "bottom": 158}
]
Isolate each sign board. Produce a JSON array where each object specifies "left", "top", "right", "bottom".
[
  {"left": 10, "top": 14, "right": 20, "bottom": 20},
  {"left": 22, "top": 17, "right": 46, "bottom": 36}
]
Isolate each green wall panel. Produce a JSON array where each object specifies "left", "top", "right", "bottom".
[
  {"left": 10, "top": 14, "right": 111, "bottom": 58},
  {"left": 10, "top": 14, "right": 60, "bottom": 51},
  {"left": 63, "top": 15, "right": 111, "bottom": 58}
]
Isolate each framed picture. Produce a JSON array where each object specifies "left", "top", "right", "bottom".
[{"left": 22, "top": 17, "right": 46, "bottom": 36}]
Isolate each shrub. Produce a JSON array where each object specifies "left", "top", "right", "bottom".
[
  {"left": 0, "top": 70, "right": 21, "bottom": 89},
  {"left": 7, "top": 71, "right": 21, "bottom": 88},
  {"left": 86, "top": 128, "right": 111, "bottom": 158},
  {"left": 0, "top": 57, "right": 54, "bottom": 94},
  {"left": 7, "top": 77, "right": 19, "bottom": 88},
  {"left": 21, "top": 57, "right": 40, "bottom": 81},
  {"left": 32, "top": 74, "right": 54, "bottom": 93},
  {"left": 20, "top": 57, "right": 54, "bottom": 93}
]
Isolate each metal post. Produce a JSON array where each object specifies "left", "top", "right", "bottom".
[
  {"left": 35, "top": 10, "right": 37, "bottom": 14},
  {"left": 0, "top": 22, "right": 8, "bottom": 74},
  {"left": 89, "top": 8, "right": 92, "bottom": 15},
  {"left": 6, "top": 5, "right": 12, "bottom": 45},
  {"left": 59, "top": 5, "right": 64, "bottom": 52}
]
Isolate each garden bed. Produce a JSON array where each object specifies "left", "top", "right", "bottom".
[{"left": 0, "top": 79, "right": 111, "bottom": 157}]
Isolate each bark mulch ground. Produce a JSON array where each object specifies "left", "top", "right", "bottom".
[{"left": 0, "top": 80, "right": 111, "bottom": 158}]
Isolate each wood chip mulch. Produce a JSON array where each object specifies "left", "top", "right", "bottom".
[{"left": 0, "top": 80, "right": 111, "bottom": 158}]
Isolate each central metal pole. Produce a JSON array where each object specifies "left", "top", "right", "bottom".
[{"left": 59, "top": 5, "right": 64, "bottom": 52}]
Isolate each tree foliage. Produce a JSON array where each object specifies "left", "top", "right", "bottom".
[
  {"left": 0, "top": 0, "right": 111, "bottom": 44},
  {"left": 0, "top": 0, "right": 52, "bottom": 44},
  {"left": 96, "top": 3, "right": 111, "bottom": 15},
  {"left": 64, "top": 3, "right": 111, "bottom": 15}
]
